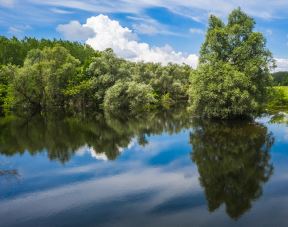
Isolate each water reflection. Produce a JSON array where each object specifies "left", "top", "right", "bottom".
[
  {"left": 190, "top": 120, "right": 274, "bottom": 219},
  {"left": 269, "top": 112, "right": 288, "bottom": 124},
  {"left": 0, "top": 109, "right": 192, "bottom": 163},
  {"left": 0, "top": 110, "right": 277, "bottom": 224}
]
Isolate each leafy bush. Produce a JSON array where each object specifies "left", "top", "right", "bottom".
[{"left": 104, "top": 81, "right": 156, "bottom": 115}]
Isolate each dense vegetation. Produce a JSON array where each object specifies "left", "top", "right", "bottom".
[
  {"left": 0, "top": 36, "right": 95, "bottom": 66},
  {"left": 268, "top": 86, "right": 288, "bottom": 110},
  {"left": 272, "top": 72, "right": 288, "bottom": 86},
  {"left": 189, "top": 8, "right": 274, "bottom": 119},
  {"left": 0, "top": 8, "right": 278, "bottom": 119},
  {"left": 0, "top": 37, "right": 191, "bottom": 116}
]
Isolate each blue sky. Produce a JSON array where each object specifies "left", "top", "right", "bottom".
[{"left": 1, "top": 0, "right": 288, "bottom": 70}]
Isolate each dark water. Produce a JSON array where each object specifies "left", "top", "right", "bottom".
[{"left": 0, "top": 110, "right": 288, "bottom": 227}]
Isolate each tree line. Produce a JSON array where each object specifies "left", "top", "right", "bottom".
[
  {"left": 272, "top": 71, "right": 288, "bottom": 86},
  {"left": 0, "top": 8, "right": 275, "bottom": 119}
]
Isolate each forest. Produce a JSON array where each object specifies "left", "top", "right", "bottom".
[{"left": 0, "top": 8, "right": 280, "bottom": 119}]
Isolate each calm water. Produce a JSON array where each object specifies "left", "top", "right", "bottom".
[{"left": 0, "top": 110, "right": 288, "bottom": 227}]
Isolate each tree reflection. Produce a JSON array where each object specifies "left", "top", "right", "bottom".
[
  {"left": 0, "top": 162, "right": 19, "bottom": 183},
  {"left": 0, "top": 107, "right": 192, "bottom": 163},
  {"left": 269, "top": 112, "right": 288, "bottom": 124},
  {"left": 190, "top": 120, "right": 274, "bottom": 219}
]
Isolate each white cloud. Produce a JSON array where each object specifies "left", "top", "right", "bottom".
[
  {"left": 275, "top": 58, "right": 288, "bottom": 72},
  {"left": 32, "top": 0, "right": 288, "bottom": 20},
  {"left": 57, "top": 14, "right": 288, "bottom": 72},
  {"left": 57, "top": 20, "right": 95, "bottom": 41},
  {"left": 80, "top": 15, "right": 198, "bottom": 67},
  {"left": 50, "top": 8, "right": 73, "bottom": 14},
  {"left": 132, "top": 22, "right": 158, "bottom": 35},
  {"left": 189, "top": 28, "right": 205, "bottom": 35},
  {"left": 128, "top": 16, "right": 180, "bottom": 36},
  {"left": 90, "top": 149, "right": 109, "bottom": 161},
  {"left": 8, "top": 24, "right": 31, "bottom": 34}
]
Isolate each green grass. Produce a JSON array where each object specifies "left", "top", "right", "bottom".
[{"left": 276, "top": 86, "right": 288, "bottom": 97}]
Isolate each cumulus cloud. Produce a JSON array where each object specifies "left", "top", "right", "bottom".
[
  {"left": 65, "top": 15, "right": 198, "bottom": 67},
  {"left": 57, "top": 20, "right": 95, "bottom": 41},
  {"left": 57, "top": 14, "right": 288, "bottom": 71}
]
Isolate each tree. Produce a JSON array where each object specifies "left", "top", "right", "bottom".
[
  {"left": 189, "top": 62, "right": 255, "bottom": 119},
  {"left": 0, "top": 36, "right": 25, "bottom": 66},
  {"left": 0, "top": 65, "right": 17, "bottom": 113},
  {"left": 0, "top": 36, "right": 96, "bottom": 66},
  {"left": 66, "top": 49, "right": 132, "bottom": 109},
  {"left": 189, "top": 8, "right": 274, "bottom": 119},
  {"left": 104, "top": 81, "right": 156, "bottom": 115},
  {"left": 8, "top": 46, "right": 79, "bottom": 112}
]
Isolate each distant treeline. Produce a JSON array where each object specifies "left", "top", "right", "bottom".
[
  {"left": 0, "top": 9, "right": 278, "bottom": 119},
  {"left": 272, "top": 71, "right": 288, "bottom": 86},
  {"left": 0, "top": 36, "right": 95, "bottom": 65}
]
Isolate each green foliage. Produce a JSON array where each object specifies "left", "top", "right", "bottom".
[
  {"left": 189, "top": 62, "right": 256, "bottom": 119},
  {"left": 267, "top": 86, "right": 288, "bottom": 110},
  {"left": 132, "top": 62, "right": 191, "bottom": 102},
  {"left": 8, "top": 46, "right": 80, "bottom": 111},
  {"left": 104, "top": 81, "right": 156, "bottom": 115},
  {"left": 0, "top": 36, "right": 193, "bottom": 115},
  {"left": 149, "top": 63, "right": 190, "bottom": 101},
  {"left": 85, "top": 49, "right": 132, "bottom": 105},
  {"left": 64, "top": 50, "right": 192, "bottom": 113},
  {"left": 0, "top": 36, "right": 95, "bottom": 66},
  {"left": 190, "top": 8, "right": 274, "bottom": 119},
  {"left": 161, "top": 93, "right": 175, "bottom": 109},
  {"left": 272, "top": 71, "right": 288, "bottom": 86},
  {"left": 0, "top": 65, "right": 17, "bottom": 113},
  {"left": 0, "top": 9, "right": 277, "bottom": 119},
  {"left": 64, "top": 49, "right": 133, "bottom": 110},
  {"left": 269, "top": 112, "right": 288, "bottom": 124}
]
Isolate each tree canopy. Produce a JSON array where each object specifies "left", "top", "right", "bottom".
[
  {"left": 0, "top": 9, "right": 279, "bottom": 119},
  {"left": 189, "top": 8, "right": 274, "bottom": 119},
  {"left": 6, "top": 46, "right": 80, "bottom": 112}
]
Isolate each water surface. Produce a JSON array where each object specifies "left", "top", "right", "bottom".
[{"left": 0, "top": 110, "right": 288, "bottom": 227}]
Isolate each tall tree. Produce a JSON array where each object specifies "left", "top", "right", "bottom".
[{"left": 189, "top": 8, "right": 275, "bottom": 119}]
